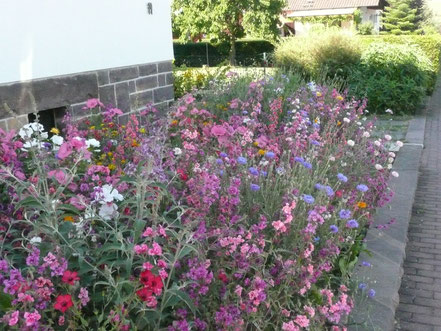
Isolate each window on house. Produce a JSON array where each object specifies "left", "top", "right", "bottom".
[{"left": 28, "top": 106, "right": 67, "bottom": 132}]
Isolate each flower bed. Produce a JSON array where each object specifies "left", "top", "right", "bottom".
[{"left": 0, "top": 77, "right": 401, "bottom": 330}]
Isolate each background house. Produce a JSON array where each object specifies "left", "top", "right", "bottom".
[
  {"left": 0, "top": 0, "right": 174, "bottom": 132},
  {"left": 282, "top": 0, "right": 387, "bottom": 35}
]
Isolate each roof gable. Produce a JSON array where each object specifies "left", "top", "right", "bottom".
[{"left": 286, "top": 0, "right": 381, "bottom": 11}]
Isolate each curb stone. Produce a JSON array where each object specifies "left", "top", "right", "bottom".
[{"left": 348, "top": 114, "right": 426, "bottom": 331}]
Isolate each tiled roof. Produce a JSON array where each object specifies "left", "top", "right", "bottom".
[{"left": 286, "top": 0, "right": 381, "bottom": 11}]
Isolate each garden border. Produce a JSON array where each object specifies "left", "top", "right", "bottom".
[{"left": 349, "top": 113, "right": 427, "bottom": 330}]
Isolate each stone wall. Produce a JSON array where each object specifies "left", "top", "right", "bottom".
[{"left": 0, "top": 60, "right": 174, "bottom": 131}]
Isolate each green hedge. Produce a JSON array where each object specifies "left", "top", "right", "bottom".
[{"left": 173, "top": 39, "right": 275, "bottom": 67}]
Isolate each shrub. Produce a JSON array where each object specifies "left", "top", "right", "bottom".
[
  {"left": 0, "top": 77, "right": 399, "bottom": 329},
  {"left": 275, "top": 29, "right": 362, "bottom": 79},
  {"left": 173, "top": 39, "right": 275, "bottom": 67},
  {"left": 357, "top": 22, "right": 374, "bottom": 35},
  {"left": 349, "top": 42, "right": 432, "bottom": 114}
]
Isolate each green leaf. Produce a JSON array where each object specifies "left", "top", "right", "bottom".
[{"left": 0, "top": 291, "right": 12, "bottom": 312}]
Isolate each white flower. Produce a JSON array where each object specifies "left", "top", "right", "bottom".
[
  {"left": 375, "top": 164, "right": 383, "bottom": 170},
  {"left": 389, "top": 152, "right": 396, "bottom": 158},
  {"left": 94, "top": 185, "right": 123, "bottom": 203},
  {"left": 347, "top": 140, "right": 355, "bottom": 147},
  {"left": 86, "top": 138, "right": 100, "bottom": 148},
  {"left": 341, "top": 162, "right": 347, "bottom": 167},
  {"left": 357, "top": 122, "right": 362, "bottom": 126},
  {"left": 19, "top": 123, "right": 45, "bottom": 139},
  {"left": 173, "top": 147, "right": 182, "bottom": 156},
  {"left": 30, "top": 236, "right": 42, "bottom": 244},
  {"left": 392, "top": 171, "right": 399, "bottom": 178},
  {"left": 286, "top": 137, "right": 293, "bottom": 142},
  {"left": 388, "top": 157, "right": 394, "bottom": 163},
  {"left": 374, "top": 140, "right": 381, "bottom": 147},
  {"left": 385, "top": 109, "right": 394, "bottom": 114},
  {"left": 343, "top": 118, "right": 350, "bottom": 123},
  {"left": 51, "top": 135, "right": 64, "bottom": 146},
  {"left": 363, "top": 131, "right": 370, "bottom": 138},
  {"left": 329, "top": 156, "right": 336, "bottom": 161},
  {"left": 98, "top": 203, "right": 119, "bottom": 220},
  {"left": 374, "top": 151, "right": 380, "bottom": 156},
  {"left": 387, "top": 164, "right": 393, "bottom": 169},
  {"left": 396, "top": 141, "right": 404, "bottom": 147},
  {"left": 384, "top": 135, "right": 392, "bottom": 141}
]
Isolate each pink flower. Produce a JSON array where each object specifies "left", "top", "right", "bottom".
[
  {"left": 78, "top": 287, "right": 90, "bottom": 307},
  {"left": 134, "top": 244, "right": 148, "bottom": 255},
  {"left": 8, "top": 311, "right": 19, "bottom": 326},
  {"left": 57, "top": 142, "right": 73, "bottom": 159},
  {"left": 58, "top": 316, "right": 65, "bottom": 326},
  {"left": 272, "top": 220, "right": 287, "bottom": 233},
  {"left": 23, "top": 311, "right": 41, "bottom": 327},
  {"left": 211, "top": 125, "right": 227, "bottom": 137},
  {"left": 148, "top": 242, "right": 162, "bottom": 256},
  {"left": 142, "top": 227, "right": 155, "bottom": 237},
  {"left": 143, "top": 262, "right": 154, "bottom": 270},
  {"left": 48, "top": 170, "right": 69, "bottom": 185},
  {"left": 282, "top": 321, "right": 300, "bottom": 331},
  {"left": 294, "top": 315, "right": 310, "bottom": 328},
  {"left": 82, "top": 98, "right": 104, "bottom": 110},
  {"left": 184, "top": 95, "right": 195, "bottom": 104}
]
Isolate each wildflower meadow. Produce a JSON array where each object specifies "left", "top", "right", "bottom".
[{"left": 0, "top": 74, "right": 401, "bottom": 330}]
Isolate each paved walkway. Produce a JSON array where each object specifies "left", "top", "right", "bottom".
[{"left": 395, "top": 84, "right": 441, "bottom": 330}]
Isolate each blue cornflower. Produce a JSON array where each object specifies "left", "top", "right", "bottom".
[
  {"left": 359, "top": 283, "right": 367, "bottom": 290},
  {"left": 315, "top": 183, "right": 323, "bottom": 190},
  {"left": 265, "top": 151, "right": 275, "bottom": 159},
  {"left": 330, "top": 225, "right": 339, "bottom": 233},
  {"left": 362, "top": 261, "right": 371, "bottom": 267},
  {"left": 276, "top": 167, "right": 286, "bottom": 175},
  {"left": 368, "top": 289, "right": 376, "bottom": 298},
  {"left": 302, "top": 195, "right": 315, "bottom": 204},
  {"left": 337, "top": 173, "right": 348, "bottom": 183},
  {"left": 314, "top": 236, "right": 320, "bottom": 242},
  {"left": 294, "top": 156, "right": 305, "bottom": 163},
  {"left": 339, "top": 209, "right": 352, "bottom": 219},
  {"left": 250, "top": 184, "right": 260, "bottom": 191},
  {"left": 216, "top": 159, "right": 223, "bottom": 165},
  {"left": 249, "top": 167, "right": 259, "bottom": 176},
  {"left": 242, "top": 111, "right": 248, "bottom": 115},
  {"left": 260, "top": 171, "right": 268, "bottom": 177},
  {"left": 302, "top": 162, "right": 312, "bottom": 169},
  {"left": 313, "top": 123, "right": 320, "bottom": 130},
  {"left": 347, "top": 219, "right": 359, "bottom": 228},
  {"left": 311, "top": 140, "right": 321, "bottom": 146},
  {"left": 357, "top": 184, "right": 369, "bottom": 192},
  {"left": 325, "top": 186, "right": 334, "bottom": 197},
  {"left": 220, "top": 152, "right": 228, "bottom": 158},
  {"left": 219, "top": 170, "right": 224, "bottom": 177},
  {"left": 237, "top": 156, "right": 247, "bottom": 165}
]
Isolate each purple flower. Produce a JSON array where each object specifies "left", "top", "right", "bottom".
[
  {"left": 315, "top": 183, "right": 323, "bottom": 190},
  {"left": 294, "top": 157, "right": 305, "bottom": 163},
  {"left": 302, "top": 194, "right": 315, "bottom": 204},
  {"left": 359, "top": 283, "right": 367, "bottom": 290},
  {"left": 260, "top": 171, "right": 268, "bottom": 177},
  {"left": 265, "top": 151, "right": 275, "bottom": 159},
  {"left": 216, "top": 159, "right": 223, "bottom": 165},
  {"left": 357, "top": 184, "right": 368, "bottom": 192},
  {"left": 339, "top": 209, "right": 351, "bottom": 219},
  {"left": 325, "top": 186, "right": 334, "bottom": 197},
  {"left": 311, "top": 140, "right": 320, "bottom": 146},
  {"left": 368, "top": 289, "right": 376, "bottom": 298},
  {"left": 302, "top": 162, "right": 312, "bottom": 169},
  {"left": 362, "top": 261, "right": 371, "bottom": 267},
  {"left": 250, "top": 184, "right": 260, "bottom": 191},
  {"left": 346, "top": 219, "right": 359, "bottom": 228},
  {"left": 249, "top": 167, "right": 259, "bottom": 176},
  {"left": 337, "top": 173, "right": 348, "bottom": 183},
  {"left": 237, "top": 156, "right": 247, "bottom": 165},
  {"left": 220, "top": 152, "right": 228, "bottom": 158},
  {"left": 330, "top": 225, "right": 339, "bottom": 233}
]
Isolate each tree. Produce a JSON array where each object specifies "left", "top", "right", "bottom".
[
  {"left": 381, "top": 0, "right": 421, "bottom": 34},
  {"left": 172, "top": 0, "right": 285, "bottom": 65}
]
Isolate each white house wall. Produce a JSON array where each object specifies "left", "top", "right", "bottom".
[{"left": 0, "top": 0, "right": 174, "bottom": 84}]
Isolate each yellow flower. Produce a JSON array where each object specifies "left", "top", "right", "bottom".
[
  {"left": 253, "top": 142, "right": 259, "bottom": 147},
  {"left": 258, "top": 149, "right": 266, "bottom": 156},
  {"left": 50, "top": 128, "right": 60, "bottom": 135},
  {"left": 171, "top": 120, "right": 178, "bottom": 126},
  {"left": 97, "top": 162, "right": 103, "bottom": 166},
  {"left": 132, "top": 140, "right": 139, "bottom": 147},
  {"left": 89, "top": 126, "right": 95, "bottom": 130},
  {"left": 139, "top": 128, "right": 146, "bottom": 134},
  {"left": 121, "top": 125, "right": 126, "bottom": 129},
  {"left": 337, "top": 121, "right": 342, "bottom": 126},
  {"left": 203, "top": 121, "right": 209, "bottom": 126},
  {"left": 121, "top": 159, "right": 126, "bottom": 164},
  {"left": 336, "top": 95, "right": 344, "bottom": 101},
  {"left": 108, "top": 164, "right": 116, "bottom": 171},
  {"left": 357, "top": 202, "right": 367, "bottom": 209},
  {"left": 316, "top": 92, "right": 322, "bottom": 97},
  {"left": 64, "top": 216, "right": 75, "bottom": 222}
]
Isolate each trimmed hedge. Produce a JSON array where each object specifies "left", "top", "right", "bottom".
[{"left": 173, "top": 39, "right": 275, "bottom": 67}]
